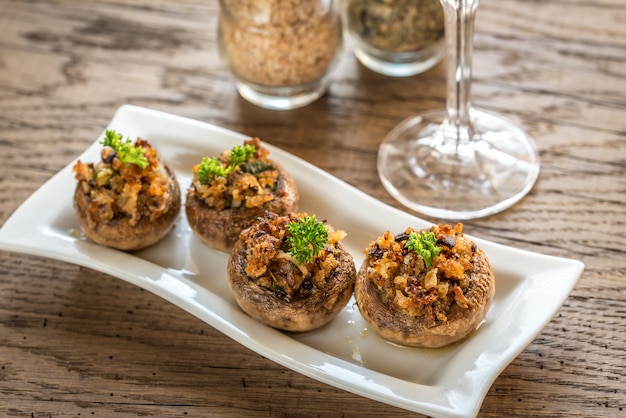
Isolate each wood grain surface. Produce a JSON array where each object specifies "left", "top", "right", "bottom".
[{"left": 1, "top": 0, "right": 624, "bottom": 416}]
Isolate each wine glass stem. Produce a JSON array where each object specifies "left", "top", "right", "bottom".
[{"left": 441, "top": 0, "right": 480, "bottom": 133}]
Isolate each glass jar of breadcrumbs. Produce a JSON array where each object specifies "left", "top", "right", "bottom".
[
  {"left": 343, "top": 0, "right": 445, "bottom": 77},
  {"left": 218, "top": 0, "right": 343, "bottom": 110}
]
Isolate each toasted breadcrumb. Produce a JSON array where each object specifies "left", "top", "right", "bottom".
[
  {"left": 188, "top": 137, "right": 280, "bottom": 211},
  {"left": 73, "top": 138, "right": 173, "bottom": 228},
  {"left": 240, "top": 212, "right": 346, "bottom": 300},
  {"left": 364, "top": 223, "right": 477, "bottom": 323}
]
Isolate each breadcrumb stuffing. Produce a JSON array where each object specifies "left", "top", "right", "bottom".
[
  {"left": 188, "top": 137, "right": 280, "bottom": 211},
  {"left": 240, "top": 212, "right": 346, "bottom": 300},
  {"left": 73, "top": 138, "right": 173, "bottom": 228},
  {"left": 363, "top": 223, "right": 477, "bottom": 323}
]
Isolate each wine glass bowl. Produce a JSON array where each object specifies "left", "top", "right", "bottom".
[{"left": 377, "top": 0, "right": 540, "bottom": 220}]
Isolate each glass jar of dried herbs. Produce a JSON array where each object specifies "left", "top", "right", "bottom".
[
  {"left": 344, "top": 0, "right": 445, "bottom": 77},
  {"left": 218, "top": 0, "right": 343, "bottom": 110}
]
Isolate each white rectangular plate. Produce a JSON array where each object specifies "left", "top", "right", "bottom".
[{"left": 0, "top": 105, "right": 584, "bottom": 418}]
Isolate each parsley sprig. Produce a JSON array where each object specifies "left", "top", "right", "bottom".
[
  {"left": 229, "top": 144, "right": 256, "bottom": 167},
  {"left": 196, "top": 144, "right": 257, "bottom": 185},
  {"left": 101, "top": 129, "right": 149, "bottom": 169},
  {"left": 286, "top": 215, "right": 329, "bottom": 265},
  {"left": 405, "top": 231, "right": 442, "bottom": 268}
]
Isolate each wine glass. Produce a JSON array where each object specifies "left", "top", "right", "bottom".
[{"left": 377, "top": 0, "right": 540, "bottom": 220}]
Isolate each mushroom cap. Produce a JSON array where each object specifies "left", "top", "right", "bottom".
[
  {"left": 73, "top": 164, "right": 181, "bottom": 251},
  {"left": 228, "top": 239, "right": 356, "bottom": 332},
  {"left": 355, "top": 246, "right": 495, "bottom": 348},
  {"left": 185, "top": 160, "right": 299, "bottom": 252}
]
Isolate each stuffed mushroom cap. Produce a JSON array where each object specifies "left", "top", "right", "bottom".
[
  {"left": 227, "top": 212, "right": 356, "bottom": 332},
  {"left": 72, "top": 131, "right": 181, "bottom": 251},
  {"left": 355, "top": 224, "right": 495, "bottom": 348},
  {"left": 186, "top": 137, "right": 298, "bottom": 252}
]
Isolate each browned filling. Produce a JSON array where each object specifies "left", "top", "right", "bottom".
[
  {"left": 73, "top": 139, "right": 173, "bottom": 228},
  {"left": 363, "top": 223, "right": 476, "bottom": 323},
  {"left": 188, "top": 137, "right": 283, "bottom": 211},
  {"left": 240, "top": 212, "right": 346, "bottom": 301}
]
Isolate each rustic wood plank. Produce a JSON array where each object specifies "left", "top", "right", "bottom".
[{"left": 0, "top": 0, "right": 624, "bottom": 416}]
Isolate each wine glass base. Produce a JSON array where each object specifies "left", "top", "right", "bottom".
[{"left": 378, "top": 108, "right": 540, "bottom": 220}]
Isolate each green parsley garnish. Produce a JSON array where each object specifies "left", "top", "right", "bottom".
[
  {"left": 101, "top": 129, "right": 149, "bottom": 169},
  {"left": 229, "top": 144, "right": 256, "bottom": 167},
  {"left": 196, "top": 144, "right": 257, "bottom": 185},
  {"left": 286, "top": 215, "right": 329, "bottom": 265},
  {"left": 405, "top": 231, "right": 442, "bottom": 268},
  {"left": 197, "top": 156, "right": 228, "bottom": 184}
]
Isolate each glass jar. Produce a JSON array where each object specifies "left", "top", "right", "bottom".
[
  {"left": 343, "top": 0, "right": 445, "bottom": 77},
  {"left": 218, "top": 0, "right": 343, "bottom": 110}
]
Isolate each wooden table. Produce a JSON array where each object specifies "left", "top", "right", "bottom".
[{"left": 1, "top": 0, "right": 624, "bottom": 416}]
